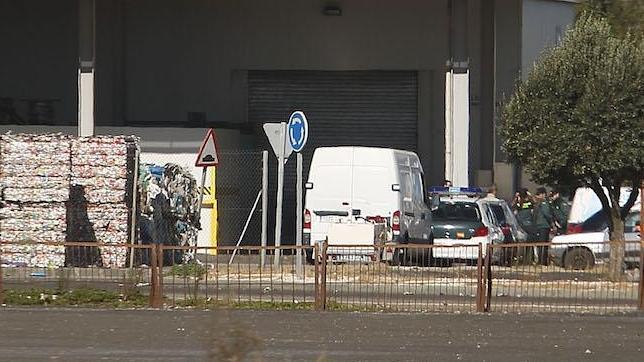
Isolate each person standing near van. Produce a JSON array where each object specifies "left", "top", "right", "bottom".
[
  {"left": 549, "top": 190, "right": 569, "bottom": 234},
  {"left": 533, "top": 187, "right": 555, "bottom": 265}
]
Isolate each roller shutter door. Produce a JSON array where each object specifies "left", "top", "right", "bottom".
[{"left": 248, "top": 70, "right": 418, "bottom": 244}]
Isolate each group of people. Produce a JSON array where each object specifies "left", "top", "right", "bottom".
[
  {"left": 511, "top": 187, "right": 570, "bottom": 265},
  {"left": 441, "top": 180, "right": 571, "bottom": 265}
]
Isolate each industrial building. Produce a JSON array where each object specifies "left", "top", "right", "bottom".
[{"left": 0, "top": 0, "right": 577, "bottom": 244}]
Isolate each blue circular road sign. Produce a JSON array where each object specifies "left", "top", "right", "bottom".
[{"left": 287, "top": 111, "right": 308, "bottom": 152}]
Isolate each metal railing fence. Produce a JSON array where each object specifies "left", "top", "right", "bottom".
[{"left": 1, "top": 240, "right": 642, "bottom": 313}]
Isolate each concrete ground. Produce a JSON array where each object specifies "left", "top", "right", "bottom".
[{"left": 0, "top": 308, "right": 642, "bottom": 361}]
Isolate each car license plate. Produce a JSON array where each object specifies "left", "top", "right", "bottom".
[
  {"left": 334, "top": 254, "right": 370, "bottom": 263},
  {"left": 456, "top": 232, "right": 465, "bottom": 239},
  {"left": 321, "top": 216, "right": 342, "bottom": 223}
]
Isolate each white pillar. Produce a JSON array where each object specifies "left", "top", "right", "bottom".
[{"left": 78, "top": 0, "right": 95, "bottom": 137}]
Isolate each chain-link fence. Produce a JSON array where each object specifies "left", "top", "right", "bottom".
[
  {"left": 215, "top": 151, "right": 263, "bottom": 246},
  {"left": 138, "top": 149, "right": 264, "bottom": 249}
]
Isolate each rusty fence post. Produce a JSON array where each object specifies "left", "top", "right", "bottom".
[
  {"left": 155, "top": 244, "right": 164, "bottom": 308},
  {"left": 149, "top": 244, "right": 164, "bottom": 309},
  {"left": 639, "top": 188, "right": 643, "bottom": 311},
  {"left": 314, "top": 244, "right": 320, "bottom": 310},
  {"left": 484, "top": 244, "right": 493, "bottom": 312},
  {"left": 636, "top": 240, "right": 644, "bottom": 311},
  {"left": 320, "top": 239, "right": 328, "bottom": 310},
  {"left": 0, "top": 250, "right": 4, "bottom": 306},
  {"left": 476, "top": 243, "right": 484, "bottom": 312},
  {"left": 149, "top": 244, "right": 158, "bottom": 307}
]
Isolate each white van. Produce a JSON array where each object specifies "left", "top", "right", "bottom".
[
  {"left": 303, "top": 147, "right": 433, "bottom": 255},
  {"left": 567, "top": 187, "right": 640, "bottom": 233}
]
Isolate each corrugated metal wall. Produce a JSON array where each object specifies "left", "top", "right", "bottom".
[{"left": 248, "top": 70, "right": 418, "bottom": 244}]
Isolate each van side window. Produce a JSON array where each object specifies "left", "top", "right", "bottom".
[
  {"left": 401, "top": 172, "right": 413, "bottom": 200},
  {"left": 412, "top": 171, "right": 424, "bottom": 203}
]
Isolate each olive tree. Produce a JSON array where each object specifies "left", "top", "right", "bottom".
[{"left": 500, "top": 13, "right": 643, "bottom": 279}]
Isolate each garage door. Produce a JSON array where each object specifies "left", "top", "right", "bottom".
[{"left": 248, "top": 70, "right": 418, "bottom": 244}]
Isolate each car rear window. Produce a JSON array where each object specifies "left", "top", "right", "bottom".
[
  {"left": 489, "top": 204, "right": 506, "bottom": 225},
  {"left": 432, "top": 202, "right": 481, "bottom": 221}
]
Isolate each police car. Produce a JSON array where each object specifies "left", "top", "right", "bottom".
[{"left": 429, "top": 187, "right": 505, "bottom": 261}]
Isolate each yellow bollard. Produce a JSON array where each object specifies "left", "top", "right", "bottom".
[
  {"left": 201, "top": 167, "right": 218, "bottom": 255},
  {"left": 209, "top": 167, "right": 218, "bottom": 255}
]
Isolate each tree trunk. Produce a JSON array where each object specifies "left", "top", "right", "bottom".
[{"left": 608, "top": 204, "right": 625, "bottom": 281}]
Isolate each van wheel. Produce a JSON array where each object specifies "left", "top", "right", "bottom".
[
  {"left": 389, "top": 249, "right": 402, "bottom": 266},
  {"left": 420, "top": 234, "right": 434, "bottom": 267},
  {"left": 563, "top": 247, "right": 595, "bottom": 270}
]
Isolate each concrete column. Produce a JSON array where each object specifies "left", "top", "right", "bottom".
[{"left": 78, "top": 0, "right": 95, "bottom": 136}]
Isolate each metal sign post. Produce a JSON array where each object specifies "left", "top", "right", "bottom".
[
  {"left": 296, "top": 152, "right": 304, "bottom": 277},
  {"left": 274, "top": 122, "right": 286, "bottom": 267},
  {"left": 263, "top": 111, "right": 308, "bottom": 270},
  {"left": 261, "top": 151, "right": 269, "bottom": 268},
  {"left": 288, "top": 111, "right": 309, "bottom": 277},
  {"left": 195, "top": 129, "right": 221, "bottom": 253},
  {"left": 264, "top": 122, "right": 290, "bottom": 267}
]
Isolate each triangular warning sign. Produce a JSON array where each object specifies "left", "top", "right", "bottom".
[{"left": 195, "top": 129, "right": 220, "bottom": 167}]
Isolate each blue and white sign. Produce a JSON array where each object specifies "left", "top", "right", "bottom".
[{"left": 287, "top": 111, "right": 308, "bottom": 153}]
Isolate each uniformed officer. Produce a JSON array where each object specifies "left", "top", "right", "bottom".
[
  {"left": 513, "top": 188, "right": 535, "bottom": 264},
  {"left": 549, "top": 190, "right": 569, "bottom": 234},
  {"left": 532, "top": 187, "right": 555, "bottom": 265}
]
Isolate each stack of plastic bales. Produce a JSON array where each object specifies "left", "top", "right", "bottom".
[
  {"left": 0, "top": 133, "right": 70, "bottom": 267},
  {"left": 70, "top": 136, "right": 138, "bottom": 268}
]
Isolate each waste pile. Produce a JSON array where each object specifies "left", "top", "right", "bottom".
[
  {"left": 0, "top": 133, "right": 70, "bottom": 267},
  {"left": 0, "top": 132, "right": 139, "bottom": 268},
  {"left": 139, "top": 163, "right": 200, "bottom": 262}
]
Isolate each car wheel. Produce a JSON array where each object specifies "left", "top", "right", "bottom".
[
  {"left": 563, "top": 247, "right": 595, "bottom": 270},
  {"left": 305, "top": 249, "right": 315, "bottom": 265}
]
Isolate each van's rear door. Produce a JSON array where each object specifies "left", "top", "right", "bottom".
[{"left": 307, "top": 153, "right": 354, "bottom": 242}]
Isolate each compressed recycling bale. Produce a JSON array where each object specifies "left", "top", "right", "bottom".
[
  {"left": 0, "top": 243, "right": 65, "bottom": 268},
  {"left": 98, "top": 245, "right": 128, "bottom": 268},
  {"left": 1, "top": 164, "right": 69, "bottom": 177},
  {"left": 84, "top": 189, "right": 127, "bottom": 204},
  {"left": 0, "top": 134, "right": 71, "bottom": 166},
  {"left": 1, "top": 176, "right": 69, "bottom": 189},
  {"left": 0, "top": 133, "right": 71, "bottom": 204},
  {"left": 0, "top": 203, "right": 67, "bottom": 220},
  {"left": 0, "top": 230, "right": 66, "bottom": 243},
  {"left": 2, "top": 188, "right": 69, "bottom": 202},
  {"left": 70, "top": 177, "right": 127, "bottom": 190},
  {"left": 71, "top": 165, "right": 127, "bottom": 179},
  {"left": 71, "top": 154, "right": 127, "bottom": 167}
]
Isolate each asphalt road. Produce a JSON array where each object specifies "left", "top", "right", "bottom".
[{"left": 1, "top": 308, "right": 643, "bottom": 361}]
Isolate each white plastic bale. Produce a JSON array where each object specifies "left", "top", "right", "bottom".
[
  {"left": 71, "top": 165, "right": 127, "bottom": 179},
  {"left": 1, "top": 164, "right": 69, "bottom": 177},
  {"left": 98, "top": 246, "right": 128, "bottom": 268},
  {"left": 0, "top": 244, "right": 66, "bottom": 268},
  {"left": 0, "top": 230, "right": 66, "bottom": 243},
  {"left": 0, "top": 203, "right": 67, "bottom": 220},
  {"left": 1, "top": 176, "right": 69, "bottom": 189},
  {"left": 2, "top": 188, "right": 70, "bottom": 202},
  {"left": 71, "top": 177, "right": 127, "bottom": 189}
]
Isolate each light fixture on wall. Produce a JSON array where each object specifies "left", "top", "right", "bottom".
[{"left": 323, "top": 5, "right": 342, "bottom": 16}]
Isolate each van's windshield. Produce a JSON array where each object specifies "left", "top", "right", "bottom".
[{"left": 432, "top": 202, "right": 481, "bottom": 221}]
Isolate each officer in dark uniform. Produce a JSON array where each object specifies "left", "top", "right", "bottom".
[
  {"left": 513, "top": 188, "right": 535, "bottom": 263},
  {"left": 532, "top": 187, "right": 555, "bottom": 265},
  {"left": 549, "top": 190, "right": 569, "bottom": 234}
]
